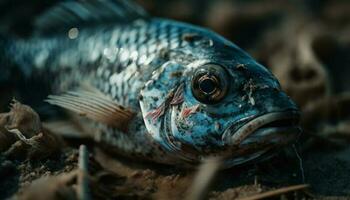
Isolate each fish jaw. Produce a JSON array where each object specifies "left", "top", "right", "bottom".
[
  {"left": 222, "top": 110, "right": 301, "bottom": 147},
  {"left": 218, "top": 86, "right": 301, "bottom": 167}
]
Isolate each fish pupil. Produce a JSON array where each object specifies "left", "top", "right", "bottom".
[{"left": 199, "top": 78, "right": 217, "bottom": 94}]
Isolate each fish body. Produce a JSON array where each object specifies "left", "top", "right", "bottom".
[{"left": 1, "top": 0, "right": 300, "bottom": 168}]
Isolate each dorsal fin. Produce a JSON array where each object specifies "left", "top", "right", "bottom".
[{"left": 34, "top": 0, "right": 149, "bottom": 36}]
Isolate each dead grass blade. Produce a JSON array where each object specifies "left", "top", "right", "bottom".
[
  {"left": 185, "top": 157, "right": 222, "bottom": 200},
  {"left": 238, "top": 184, "right": 310, "bottom": 200},
  {"left": 77, "top": 145, "right": 90, "bottom": 200}
]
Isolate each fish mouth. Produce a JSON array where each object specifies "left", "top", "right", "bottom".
[{"left": 222, "top": 111, "right": 301, "bottom": 146}]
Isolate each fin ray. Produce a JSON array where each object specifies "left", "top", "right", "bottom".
[
  {"left": 46, "top": 88, "right": 135, "bottom": 131},
  {"left": 66, "top": 90, "right": 132, "bottom": 117}
]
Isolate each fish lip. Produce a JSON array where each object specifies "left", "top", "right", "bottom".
[{"left": 222, "top": 110, "right": 301, "bottom": 146}]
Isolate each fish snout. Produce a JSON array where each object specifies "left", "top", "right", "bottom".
[{"left": 222, "top": 110, "right": 301, "bottom": 147}]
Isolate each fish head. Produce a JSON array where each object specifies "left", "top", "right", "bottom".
[{"left": 140, "top": 35, "right": 300, "bottom": 168}]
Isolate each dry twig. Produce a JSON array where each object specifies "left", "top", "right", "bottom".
[
  {"left": 238, "top": 184, "right": 310, "bottom": 200},
  {"left": 185, "top": 157, "right": 223, "bottom": 200},
  {"left": 77, "top": 145, "right": 90, "bottom": 200}
]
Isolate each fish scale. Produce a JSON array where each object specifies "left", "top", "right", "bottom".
[
  {"left": 1, "top": 0, "right": 301, "bottom": 168},
  {"left": 83, "top": 19, "right": 195, "bottom": 108},
  {"left": 31, "top": 20, "right": 178, "bottom": 102}
]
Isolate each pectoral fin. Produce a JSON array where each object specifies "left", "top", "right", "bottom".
[{"left": 46, "top": 89, "right": 134, "bottom": 131}]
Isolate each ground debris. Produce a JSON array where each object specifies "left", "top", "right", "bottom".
[
  {"left": 210, "top": 185, "right": 266, "bottom": 200},
  {"left": 237, "top": 184, "right": 310, "bottom": 200},
  {"left": 0, "top": 100, "right": 63, "bottom": 160},
  {"left": 300, "top": 93, "right": 350, "bottom": 150},
  {"left": 16, "top": 171, "right": 77, "bottom": 200},
  {"left": 15, "top": 145, "right": 91, "bottom": 200}
]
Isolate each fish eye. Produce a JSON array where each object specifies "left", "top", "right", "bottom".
[{"left": 191, "top": 63, "right": 229, "bottom": 104}]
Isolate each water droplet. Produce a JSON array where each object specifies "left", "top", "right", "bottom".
[{"left": 68, "top": 27, "right": 79, "bottom": 39}]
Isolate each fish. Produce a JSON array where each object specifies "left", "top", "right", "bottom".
[{"left": 0, "top": 0, "right": 300, "bottom": 168}]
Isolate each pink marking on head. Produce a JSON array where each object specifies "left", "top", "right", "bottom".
[
  {"left": 146, "top": 103, "right": 166, "bottom": 123},
  {"left": 170, "top": 83, "right": 184, "bottom": 106},
  {"left": 181, "top": 104, "right": 200, "bottom": 118},
  {"left": 146, "top": 84, "right": 185, "bottom": 123}
]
